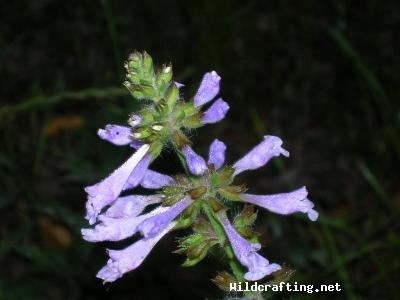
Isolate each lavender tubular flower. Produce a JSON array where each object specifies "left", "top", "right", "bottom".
[
  {"left": 138, "top": 196, "right": 193, "bottom": 238},
  {"left": 97, "top": 125, "right": 134, "bottom": 146},
  {"left": 208, "top": 139, "right": 226, "bottom": 170},
  {"left": 140, "top": 169, "right": 175, "bottom": 189},
  {"left": 217, "top": 212, "right": 281, "bottom": 281},
  {"left": 240, "top": 187, "right": 319, "bottom": 221},
  {"left": 193, "top": 71, "right": 221, "bottom": 107},
  {"left": 82, "top": 206, "right": 169, "bottom": 242},
  {"left": 201, "top": 98, "right": 230, "bottom": 124},
  {"left": 105, "top": 195, "right": 162, "bottom": 218},
  {"left": 97, "top": 221, "right": 176, "bottom": 283},
  {"left": 85, "top": 144, "right": 150, "bottom": 224},
  {"left": 183, "top": 146, "right": 207, "bottom": 175},
  {"left": 121, "top": 154, "right": 152, "bottom": 191},
  {"left": 233, "top": 135, "right": 289, "bottom": 176}
]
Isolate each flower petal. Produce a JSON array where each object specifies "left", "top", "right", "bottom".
[
  {"left": 240, "top": 187, "right": 319, "bottom": 221},
  {"left": 140, "top": 170, "right": 175, "bottom": 189},
  {"left": 96, "top": 221, "right": 176, "bottom": 282},
  {"left": 183, "top": 146, "right": 208, "bottom": 175},
  {"left": 82, "top": 206, "right": 168, "bottom": 242},
  {"left": 233, "top": 135, "right": 289, "bottom": 175},
  {"left": 193, "top": 71, "right": 221, "bottom": 107},
  {"left": 201, "top": 98, "right": 229, "bottom": 124},
  {"left": 208, "top": 139, "right": 226, "bottom": 170},
  {"left": 97, "top": 125, "right": 133, "bottom": 146},
  {"left": 85, "top": 144, "right": 150, "bottom": 224},
  {"left": 138, "top": 196, "right": 193, "bottom": 238},
  {"left": 121, "top": 154, "right": 152, "bottom": 191},
  {"left": 217, "top": 212, "right": 281, "bottom": 281},
  {"left": 105, "top": 195, "right": 162, "bottom": 218}
]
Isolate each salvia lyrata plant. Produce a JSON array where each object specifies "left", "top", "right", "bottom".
[{"left": 82, "top": 51, "right": 318, "bottom": 300}]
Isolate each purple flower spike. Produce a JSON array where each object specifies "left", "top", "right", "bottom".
[
  {"left": 138, "top": 196, "right": 193, "bottom": 238},
  {"left": 97, "top": 125, "right": 133, "bottom": 146},
  {"left": 240, "top": 187, "right": 319, "bottom": 221},
  {"left": 208, "top": 139, "right": 226, "bottom": 170},
  {"left": 85, "top": 144, "right": 150, "bottom": 224},
  {"left": 233, "top": 135, "right": 289, "bottom": 176},
  {"left": 82, "top": 206, "right": 169, "bottom": 242},
  {"left": 105, "top": 195, "right": 162, "bottom": 218},
  {"left": 201, "top": 98, "right": 230, "bottom": 124},
  {"left": 140, "top": 170, "right": 176, "bottom": 189},
  {"left": 218, "top": 212, "right": 281, "bottom": 281},
  {"left": 183, "top": 146, "right": 208, "bottom": 175},
  {"left": 193, "top": 71, "right": 221, "bottom": 107},
  {"left": 96, "top": 221, "right": 176, "bottom": 283}
]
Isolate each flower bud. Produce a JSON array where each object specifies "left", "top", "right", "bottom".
[{"left": 209, "top": 197, "right": 227, "bottom": 213}]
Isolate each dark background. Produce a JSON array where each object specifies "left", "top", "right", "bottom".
[{"left": 1, "top": 1, "right": 399, "bottom": 299}]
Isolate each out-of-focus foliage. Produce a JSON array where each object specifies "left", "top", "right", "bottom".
[{"left": 1, "top": 1, "right": 399, "bottom": 299}]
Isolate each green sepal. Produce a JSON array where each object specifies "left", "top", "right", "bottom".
[
  {"left": 218, "top": 184, "right": 247, "bottom": 201},
  {"left": 162, "top": 186, "right": 184, "bottom": 196},
  {"left": 236, "top": 227, "right": 257, "bottom": 240},
  {"left": 181, "top": 112, "right": 203, "bottom": 128},
  {"left": 217, "top": 166, "right": 234, "bottom": 186},
  {"left": 142, "top": 51, "right": 154, "bottom": 74},
  {"left": 162, "top": 193, "right": 186, "bottom": 206},
  {"left": 182, "top": 101, "right": 199, "bottom": 117},
  {"left": 156, "top": 64, "right": 173, "bottom": 93},
  {"left": 233, "top": 204, "right": 258, "bottom": 227},
  {"left": 176, "top": 233, "right": 206, "bottom": 251},
  {"left": 188, "top": 186, "right": 207, "bottom": 200},
  {"left": 211, "top": 172, "right": 220, "bottom": 189},
  {"left": 173, "top": 130, "right": 192, "bottom": 149},
  {"left": 126, "top": 72, "right": 140, "bottom": 85},
  {"left": 165, "top": 81, "right": 179, "bottom": 107},
  {"left": 209, "top": 197, "right": 227, "bottom": 213}
]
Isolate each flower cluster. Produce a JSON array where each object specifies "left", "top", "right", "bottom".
[{"left": 82, "top": 52, "right": 318, "bottom": 299}]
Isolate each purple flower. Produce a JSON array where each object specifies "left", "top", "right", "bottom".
[
  {"left": 97, "top": 125, "right": 134, "bottom": 146},
  {"left": 182, "top": 146, "right": 208, "bottom": 175},
  {"left": 85, "top": 144, "right": 150, "bottom": 224},
  {"left": 96, "top": 221, "right": 176, "bottom": 282},
  {"left": 120, "top": 154, "right": 152, "bottom": 191},
  {"left": 139, "top": 170, "right": 175, "bottom": 189},
  {"left": 217, "top": 212, "right": 281, "bottom": 281},
  {"left": 240, "top": 187, "right": 318, "bottom": 221},
  {"left": 82, "top": 205, "right": 168, "bottom": 242},
  {"left": 201, "top": 98, "right": 230, "bottom": 124},
  {"left": 105, "top": 195, "right": 163, "bottom": 218},
  {"left": 208, "top": 139, "right": 226, "bottom": 170},
  {"left": 138, "top": 196, "right": 193, "bottom": 238},
  {"left": 233, "top": 135, "right": 289, "bottom": 176},
  {"left": 193, "top": 71, "right": 221, "bottom": 107}
]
